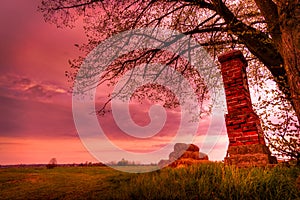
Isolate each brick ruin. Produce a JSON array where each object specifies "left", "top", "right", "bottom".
[{"left": 218, "top": 50, "right": 277, "bottom": 167}]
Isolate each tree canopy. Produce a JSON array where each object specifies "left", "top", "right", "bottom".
[{"left": 39, "top": 0, "right": 299, "bottom": 162}]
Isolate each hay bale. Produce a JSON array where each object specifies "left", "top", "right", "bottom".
[
  {"left": 174, "top": 143, "right": 189, "bottom": 152},
  {"left": 186, "top": 144, "right": 200, "bottom": 152},
  {"left": 161, "top": 143, "right": 210, "bottom": 168},
  {"left": 199, "top": 152, "right": 209, "bottom": 160},
  {"left": 158, "top": 159, "right": 171, "bottom": 168}
]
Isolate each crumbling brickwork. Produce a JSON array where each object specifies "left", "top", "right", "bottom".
[{"left": 218, "top": 50, "right": 277, "bottom": 167}]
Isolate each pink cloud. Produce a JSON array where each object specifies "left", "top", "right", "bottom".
[
  {"left": 0, "top": 74, "right": 68, "bottom": 103},
  {"left": 0, "top": 0, "right": 86, "bottom": 85},
  {"left": 0, "top": 0, "right": 229, "bottom": 164}
]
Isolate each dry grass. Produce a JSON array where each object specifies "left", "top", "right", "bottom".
[{"left": 0, "top": 163, "right": 299, "bottom": 200}]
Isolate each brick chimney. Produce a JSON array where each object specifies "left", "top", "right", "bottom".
[{"left": 218, "top": 50, "right": 277, "bottom": 167}]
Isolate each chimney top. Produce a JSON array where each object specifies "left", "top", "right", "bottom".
[{"left": 218, "top": 50, "right": 247, "bottom": 66}]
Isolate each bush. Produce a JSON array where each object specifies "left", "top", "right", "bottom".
[{"left": 46, "top": 158, "right": 57, "bottom": 169}]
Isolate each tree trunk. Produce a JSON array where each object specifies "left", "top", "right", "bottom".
[{"left": 278, "top": 0, "right": 300, "bottom": 123}]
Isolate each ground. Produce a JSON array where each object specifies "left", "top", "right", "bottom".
[{"left": 0, "top": 163, "right": 299, "bottom": 200}]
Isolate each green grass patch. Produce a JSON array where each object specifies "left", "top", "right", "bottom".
[{"left": 0, "top": 163, "right": 299, "bottom": 200}]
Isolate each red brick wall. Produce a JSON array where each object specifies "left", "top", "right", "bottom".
[{"left": 218, "top": 50, "right": 265, "bottom": 146}]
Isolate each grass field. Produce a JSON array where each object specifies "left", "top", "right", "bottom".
[{"left": 0, "top": 163, "right": 299, "bottom": 200}]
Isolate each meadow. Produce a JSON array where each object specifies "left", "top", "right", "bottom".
[{"left": 0, "top": 163, "right": 299, "bottom": 200}]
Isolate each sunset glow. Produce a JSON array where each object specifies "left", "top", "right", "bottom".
[{"left": 0, "top": 0, "right": 229, "bottom": 165}]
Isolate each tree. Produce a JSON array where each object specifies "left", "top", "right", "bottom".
[
  {"left": 46, "top": 158, "right": 57, "bottom": 169},
  {"left": 39, "top": 0, "right": 299, "bottom": 121},
  {"left": 249, "top": 66, "right": 299, "bottom": 165},
  {"left": 39, "top": 0, "right": 299, "bottom": 161},
  {"left": 117, "top": 158, "right": 129, "bottom": 166}
]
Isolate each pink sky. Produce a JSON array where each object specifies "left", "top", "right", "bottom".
[{"left": 0, "top": 0, "right": 228, "bottom": 165}]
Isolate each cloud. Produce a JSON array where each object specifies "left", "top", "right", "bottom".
[
  {"left": 0, "top": 95, "right": 76, "bottom": 138},
  {"left": 0, "top": 74, "right": 68, "bottom": 102}
]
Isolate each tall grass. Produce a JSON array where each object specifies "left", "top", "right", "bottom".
[
  {"left": 107, "top": 163, "right": 300, "bottom": 200},
  {"left": 0, "top": 163, "right": 299, "bottom": 200}
]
